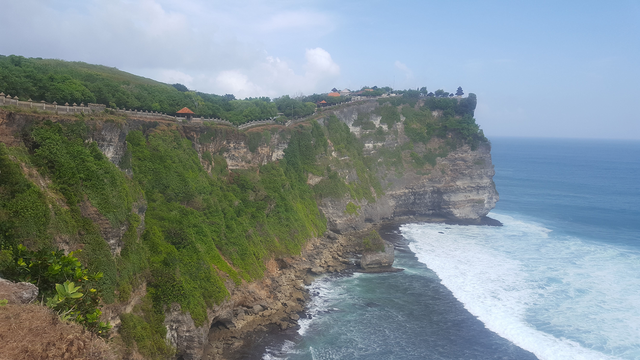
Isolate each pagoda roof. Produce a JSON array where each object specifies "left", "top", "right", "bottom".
[{"left": 176, "top": 107, "right": 195, "bottom": 114}]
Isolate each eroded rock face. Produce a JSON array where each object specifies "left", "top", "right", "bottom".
[
  {"left": 164, "top": 303, "right": 209, "bottom": 360},
  {"left": 316, "top": 101, "right": 499, "bottom": 234},
  {"left": 0, "top": 277, "right": 39, "bottom": 304},
  {"left": 318, "top": 143, "right": 498, "bottom": 234},
  {"left": 360, "top": 241, "right": 395, "bottom": 270}
]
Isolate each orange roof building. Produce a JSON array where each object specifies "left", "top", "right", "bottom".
[
  {"left": 176, "top": 107, "right": 194, "bottom": 114},
  {"left": 176, "top": 107, "right": 195, "bottom": 121},
  {"left": 328, "top": 92, "right": 340, "bottom": 97}
]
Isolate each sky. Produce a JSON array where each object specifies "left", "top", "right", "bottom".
[{"left": 1, "top": 0, "right": 639, "bottom": 139}]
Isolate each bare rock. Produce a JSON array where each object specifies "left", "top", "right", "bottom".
[
  {"left": 164, "top": 303, "right": 208, "bottom": 360},
  {"left": 360, "top": 241, "right": 395, "bottom": 270},
  {"left": 325, "top": 230, "right": 339, "bottom": 240},
  {"left": 0, "top": 277, "right": 38, "bottom": 304}
]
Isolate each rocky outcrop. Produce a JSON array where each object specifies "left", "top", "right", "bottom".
[
  {"left": 318, "top": 141, "right": 498, "bottom": 234},
  {"left": 360, "top": 241, "right": 395, "bottom": 270},
  {"left": 317, "top": 101, "right": 498, "bottom": 234},
  {"left": 0, "top": 277, "right": 39, "bottom": 304}
]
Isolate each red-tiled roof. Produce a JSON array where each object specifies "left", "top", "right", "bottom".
[
  {"left": 319, "top": 100, "right": 327, "bottom": 104},
  {"left": 176, "top": 107, "right": 194, "bottom": 114},
  {"left": 328, "top": 92, "right": 340, "bottom": 97}
]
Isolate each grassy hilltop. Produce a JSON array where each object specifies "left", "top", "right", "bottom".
[{"left": 0, "top": 55, "right": 349, "bottom": 124}]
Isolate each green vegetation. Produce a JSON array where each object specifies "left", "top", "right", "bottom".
[
  {"left": 0, "top": 245, "right": 110, "bottom": 336},
  {"left": 274, "top": 95, "right": 317, "bottom": 118},
  {"left": 246, "top": 130, "right": 272, "bottom": 153},
  {"left": 362, "top": 230, "right": 385, "bottom": 252},
  {"left": 126, "top": 126, "right": 326, "bottom": 325},
  {"left": 0, "top": 55, "right": 284, "bottom": 124},
  {"left": 29, "top": 121, "right": 135, "bottom": 227},
  {"left": 374, "top": 103, "right": 401, "bottom": 129},
  {"left": 1, "top": 116, "right": 329, "bottom": 354},
  {"left": 321, "top": 115, "right": 383, "bottom": 203},
  {"left": 0, "top": 143, "right": 51, "bottom": 250},
  {"left": 345, "top": 202, "right": 361, "bottom": 216},
  {"left": 400, "top": 93, "right": 486, "bottom": 150},
  {"left": 119, "top": 295, "right": 175, "bottom": 359},
  {"left": 356, "top": 86, "right": 392, "bottom": 97}
]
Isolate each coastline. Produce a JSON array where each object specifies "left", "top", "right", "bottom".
[{"left": 214, "top": 217, "right": 507, "bottom": 360}]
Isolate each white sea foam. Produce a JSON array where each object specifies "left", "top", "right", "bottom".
[
  {"left": 402, "top": 213, "right": 640, "bottom": 360},
  {"left": 262, "top": 340, "right": 300, "bottom": 360},
  {"left": 297, "top": 275, "right": 349, "bottom": 336}
]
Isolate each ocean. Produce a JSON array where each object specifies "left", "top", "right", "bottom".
[{"left": 261, "top": 137, "right": 640, "bottom": 360}]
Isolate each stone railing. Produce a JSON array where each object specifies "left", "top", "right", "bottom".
[
  {"left": 117, "top": 108, "right": 177, "bottom": 121},
  {"left": 0, "top": 92, "right": 372, "bottom": 130},
  {"left": 0, "top": 92, "right": 104, "bottom": 114}
]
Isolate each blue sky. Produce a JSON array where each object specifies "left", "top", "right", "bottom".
[{"left": 1, "top": 0, "right": 639, "bottom": 139}]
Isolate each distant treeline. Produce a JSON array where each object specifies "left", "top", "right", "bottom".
[{"left": 0, "top": 55, "right": 349, "bottom": 125}]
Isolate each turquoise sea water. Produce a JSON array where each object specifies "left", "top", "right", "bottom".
[{"left": 262, "top": 138, "right": 640, "bottom": 360}]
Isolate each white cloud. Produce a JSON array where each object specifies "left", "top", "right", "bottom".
[
  {"left": 192, "top": 47, "right": 339, "bottom": 98},
  {"left": 0, "top": 0, "right": 341, "bottom": 98},
  {"left": 156, "top": 70, "right": 194, "bottom": 88},
  {"left": 306, "top": 48, "right": 340, "bottom": 78},
  {"left": 259, "top": 10, "right": 334, "bottom": 33},
  {"left": 215, "top": 70, "right": 263, "bottom": 97},
  {"left": 395, "top": 60, "right": 414, "bottom": 79}
]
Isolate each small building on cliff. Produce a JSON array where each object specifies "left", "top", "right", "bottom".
[{"left": 176, "top": 107, "right": 195, "bottom": 121}]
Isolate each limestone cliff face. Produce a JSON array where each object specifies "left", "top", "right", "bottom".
[
  {"left": 319, "top": 142, "right": 498, "bottom": 233},
  {"left": 316, "top": 102, "right": 498, "bottom": 234}
]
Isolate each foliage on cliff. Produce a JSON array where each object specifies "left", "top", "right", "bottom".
[
  {"left": 125, "top": 125, "right": 326, "bottom": 325},
  {"left": 0, "top": 117, "right": 328, "bottom": 357},
  {"left": 377, "top": 93, "right": 487, "bottom": 150},
  {"left": 310, "top": 116, "right": 383, "bottom": 203},
  {"left": 362, "top": 230, "right": 385, "bottom": 253}
]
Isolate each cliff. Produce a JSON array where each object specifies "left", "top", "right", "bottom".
[{"left": 0, "top": 96, "right": 497, "bottom": 359}]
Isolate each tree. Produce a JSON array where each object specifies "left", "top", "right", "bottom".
[
  {"left": 434, "top": 89, "right": 445, "bottom": 97},
  {"left": 420, "top": 87, "right": 427, "bottom": 93},
  {"left": 172, "top": 83, "right": 189, "bottom": 92},
  {"left": 456, "top": 86, "right": 464, "bottom": 96}
]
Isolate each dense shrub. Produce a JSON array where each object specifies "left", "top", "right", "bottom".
[
  {"left": 0, "top": 245, "right": 111, "bottom": 336},
  {"left": 362, "top": 230, "right": 385, "bottom": 253}
]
